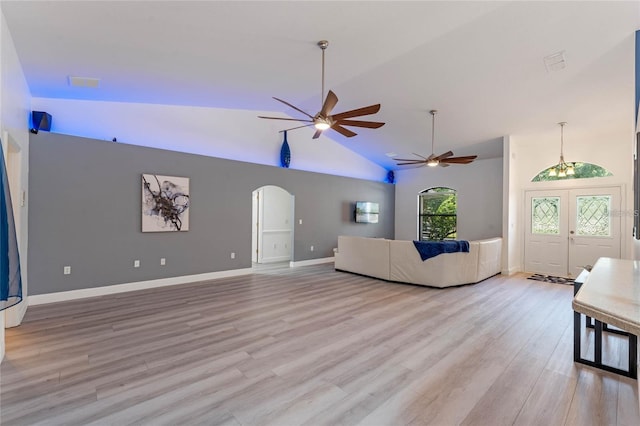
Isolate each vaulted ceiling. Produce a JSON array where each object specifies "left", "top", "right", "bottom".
[{"left": 2, "top": 1, "right": 638, "bottom": 170}]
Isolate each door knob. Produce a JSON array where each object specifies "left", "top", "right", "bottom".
[{"left": 570, "top": 230, "right": 575, "bottom": 234}]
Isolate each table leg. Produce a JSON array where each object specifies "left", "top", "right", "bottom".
[
  {"left": 630, "top": 335, "right": 638, "bottom": 379},
  {"left": 574, "top": 311, "right": 581, "bottom": 362},
  {"left": 595, "top": 320, "right": 603, "bottom": 365}
]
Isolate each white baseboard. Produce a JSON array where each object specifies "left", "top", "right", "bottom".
[
  {"left": 259, "top": 256, "right": 291, "bottom": 264},
  {"left": 289, "top": 257, "right": 335, "bottom": 268},
  {"left": 501, "top": 265, "right": 521, "bottom": 276},
  {"left": 28, "top": 268, "right": 254, "bottom": 306}
]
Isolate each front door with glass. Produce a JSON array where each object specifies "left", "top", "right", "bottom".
[
  {"left": 567, "top": 187, "right": 621, "bottom": 277},
  {"left": 524, "top": 187, "right": 621, "bottom": 278}
]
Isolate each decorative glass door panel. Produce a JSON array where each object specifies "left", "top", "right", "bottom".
[
  {"left": 575, "top": 196, "right": 611, "bottom": 237},
  {"left": 531, "top": 197, "right": 560, "bottom": 235}
]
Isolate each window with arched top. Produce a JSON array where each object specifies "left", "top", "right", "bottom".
[
  {"left": 531, "top": 162, "right": 612, "bottom": 182},
  {"left": 419, "top": 187, "right": 457, "bottom": 241}
]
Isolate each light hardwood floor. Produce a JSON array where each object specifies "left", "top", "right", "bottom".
[{"left": 1, "top": 264, "right": 638, "bottom": 425}]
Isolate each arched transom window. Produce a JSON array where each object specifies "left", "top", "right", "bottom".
[{"left": 532, "top": 162, "right": 612, "bottom": 182}]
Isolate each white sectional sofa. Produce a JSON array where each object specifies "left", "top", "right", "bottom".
[{"left": 334, "top": 236, "right": 502, "bottom": 288}]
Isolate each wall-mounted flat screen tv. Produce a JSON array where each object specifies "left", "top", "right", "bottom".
[{"left": 355, "top": 201, "right": 379, "bottom": 223}]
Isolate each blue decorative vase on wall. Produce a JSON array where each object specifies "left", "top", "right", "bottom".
[
  {"left": 387, "top": 170, "right": 395, "bottom": 184},
  {"left": 280, "top": 131, "right": 291, "bottom": 168}
]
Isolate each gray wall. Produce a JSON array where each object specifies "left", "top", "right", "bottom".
[
  {"left": 395, "top": 157, "right": 504, "bottom": 242},
  {"left": 29, "top": 132, "right": 395, "bottom": 295}
]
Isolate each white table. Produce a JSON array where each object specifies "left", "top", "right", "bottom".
[{"left": 572, "top": 257, "right": 640, "bottom": 379}]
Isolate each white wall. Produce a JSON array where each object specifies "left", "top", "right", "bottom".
[
  {"left": 30, "top": 98, "right": 389, "bottom": 182},
  {"left": 503, "top": 30, "right": 636, "bottom": 272},
  {"left": 510, "top": 118, "right": 635, "bottom": 267},
  {"left": 394, "top": 157, "right": 503, "bottom": 242},
  {"left": 502, "top": 136, "right": 521, "bottom": 275},
  {"left": 0, "top": 7, "right": 32, "bottom": 361}
]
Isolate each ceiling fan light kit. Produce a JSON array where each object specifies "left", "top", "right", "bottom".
[
  {"left": 395, "top": 110, "right": 477, "bottom": 168},
  {"left": 314, "top": 119, "right": 331, "bottom": 131},
  {"left": 258, "top": 40, "right": 385, "bottom": 139}
]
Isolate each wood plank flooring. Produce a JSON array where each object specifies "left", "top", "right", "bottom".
[{"left": 1, "top": 264, "right": 638, "bottom": 425}]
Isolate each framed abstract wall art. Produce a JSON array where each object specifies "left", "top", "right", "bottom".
[{"left": 142, "top": 174, "right": 190, "bottom": 232}]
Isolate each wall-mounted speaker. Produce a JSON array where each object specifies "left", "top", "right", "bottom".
[{"left": 30, "top": 111, "right": 52, "bottom": 134}]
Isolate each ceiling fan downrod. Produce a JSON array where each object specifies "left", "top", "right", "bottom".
[
  {"left": 427, "top": 110, "right": 439, "bottom": 167},
  {"left": 318, "top": 40, "right": 329, "bottom": 109},
  {"left": 430, "top": 110, "right": 437, "bottom": 156}
]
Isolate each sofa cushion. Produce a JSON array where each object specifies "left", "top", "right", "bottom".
[
  {"left": 335, "top": 236, "right": 391, "bottom": 280},
  {"left": 389, "top": 240, "right": 479, "bottom": 288},
  {"left": 476, "top": 237, "right": 503, "bottom": 281}
]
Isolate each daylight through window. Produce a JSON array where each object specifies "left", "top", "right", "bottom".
[
  {"left": 419, "top": 187, "right": 457, "bottom": 241},
  {"left": 532, "top": 162, "right": 612, "bottom": 182}
]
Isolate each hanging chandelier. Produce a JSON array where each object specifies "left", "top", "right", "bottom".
[{"left": 549, "top": 122, "right": 575, "bottom": 178}]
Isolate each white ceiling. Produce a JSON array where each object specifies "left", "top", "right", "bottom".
[{"left": 2, "top": 1, "right": 639, "bottom": 170}]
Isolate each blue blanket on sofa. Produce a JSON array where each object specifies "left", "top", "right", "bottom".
[{"left": 412, "top": 240, "right": 470, "bottom": 261}]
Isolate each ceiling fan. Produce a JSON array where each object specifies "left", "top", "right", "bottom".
[
  {"left": 258, "top": 40, "right": 385, "bottom": 139},
  {"left": 395, "top": 110, "right": 477, "bottom": 167}
]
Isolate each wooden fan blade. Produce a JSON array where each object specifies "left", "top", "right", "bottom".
[
  {"left": 397, "top": 161, "right": 427, "bottom": 166},
  {"left": 397, "top": 161, "right": 427, "bottom": 170},
  {"left": 395, "top": 152, "right": 426, "bottom": 160},
  {"left": 440, "top": 155, "right": 478, "bottom": 164},
  {"left": 335, "top": 119, "right": 385, "bottom": 129},
  {"left": 331, "top": 104, "right": 381, "bottom": 120},
  {"left": 331, "top": 124, "right": 357, "bottom": 138},
  {"left": 394, "top": 158, "right": 425, "bottom": 162},
  {"left": 258, "top": 116, "right": 314, "bottom": 122},
  {"left": 281, "top": 123, "right": 315, "bottom": 132},
  {"left": 273, "top": 97, "right": 315, "bottom": 119},
  {"left": 435, "top": 151, "right": 454, "bottom": 160},
  {"left": 320, "top": 90, "right": 339, "bottom": 117},
  {"left": 312, "top": 129, "right": 323, "bottom": 139},
  {"left": 439, "top": 163, "right": 450, "bottom": 167}
]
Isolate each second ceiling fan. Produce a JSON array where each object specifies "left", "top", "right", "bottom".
[
  {"left": 258, "top": 40, "right": 385, "bottom": 139},
  {"left": 395, "top": 110, "right": 478, "bottom": 167}
]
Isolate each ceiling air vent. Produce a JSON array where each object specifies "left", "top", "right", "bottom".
[
  {"left": 544, "top": 51, "right": 566, "bottom": 72},
  {"left": 68, "top": 76, "right": 100, "bottom": 88}
]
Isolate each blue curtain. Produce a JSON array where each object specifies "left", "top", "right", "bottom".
[{"left": 0, "top": 142, "right": 22, "bottom": 311}]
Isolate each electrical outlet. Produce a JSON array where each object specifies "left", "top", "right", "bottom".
[
  {"left": 310, "top": 245, "right": 314, "bottom": 252},
  {"left": 231, "top": 252, "right": 236, "bottom": 259},
  {"left": 134, "top": 260, "right": 140, "bottom": 268},
  {"left": 63, "top": 266, "right": 71, "bottom": 275},
  {"left": 160, "top": 258, "right": 166, "bottom": 266},
  {"left": 299, "top": 219, "right": 302, "bottom": 225}
]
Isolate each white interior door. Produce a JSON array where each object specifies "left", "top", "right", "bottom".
[
  {"left": 524, "top": 186, "right": 621, "bottom": 278},
  {"left": 254, "top": 186, "right": 293, "bottom": 264},
  {"left": 524, "top": 190, "right": 569, "bottom": 277},
  {"left": 251, "top": 190, "right": 259, "bottom": 263},
  {"left": 568, "top": 187, "right": 621, "bottom": 277}
]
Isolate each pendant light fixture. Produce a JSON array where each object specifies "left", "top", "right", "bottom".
[{"left": 549, "top": 122, "right": 575, "bottom": 178}]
